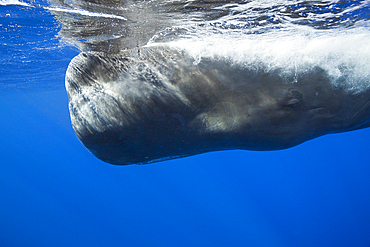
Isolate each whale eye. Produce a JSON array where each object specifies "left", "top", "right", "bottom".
[{"left": 283, "top": 90, "right": 303, "bottom": 109}]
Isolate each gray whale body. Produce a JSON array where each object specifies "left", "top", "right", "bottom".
[{"left": 66, "top": 47, "right": 370, "bottom": 165}]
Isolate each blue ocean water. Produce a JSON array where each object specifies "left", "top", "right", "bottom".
[{"left": 1, "top": 0, "right": 370, "bottom": 246}]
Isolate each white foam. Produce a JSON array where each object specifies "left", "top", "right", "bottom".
[
  {"left": 151, "top": 25, "right": 370, "bottom": 93},
  {"left": 0, "top": 0, "right": 30, "bottom": 6},
  {"left": 45, "top": 7, "right": 127, "bottom": 21}
]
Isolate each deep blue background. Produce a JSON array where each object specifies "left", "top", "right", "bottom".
[
  {"left": 1, "top": 89, "right": 370, "bottom": 247},
  {"left": 1, "top": 2, "right": 370, "bottom": 247}
]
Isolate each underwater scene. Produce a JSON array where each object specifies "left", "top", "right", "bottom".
[{"left": 1, "top": 0, "right": 370, "bottom": 246}]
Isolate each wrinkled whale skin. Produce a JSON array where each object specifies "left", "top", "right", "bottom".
[{"left": 65, "top": 47, "right": 370, "bottom": 165}]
